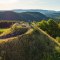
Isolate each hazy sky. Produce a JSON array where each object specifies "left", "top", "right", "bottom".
[{"left": 0, "top": 0, "right": 60, "bottom": 11}]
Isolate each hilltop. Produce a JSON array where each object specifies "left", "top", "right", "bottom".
[{"left": 0, "top": 21, "right": 60, "bottom": 60}]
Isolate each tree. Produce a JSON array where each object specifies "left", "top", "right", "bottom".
[
  {"left": 38, "top": 19, "right": 60, "bottom": 38},
  {"left": 38, "top": 20, "right": 49, "bottom": 31}
]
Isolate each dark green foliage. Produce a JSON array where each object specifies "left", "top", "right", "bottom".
[
  {"left": 0, "top": 21, "right": 15, "bottom": 28},
  {"left": 47, "top": 19, "right": 59, "bottom": 37},
  {"left": 0, "top": 11, "right": 48, "bottom": 22},
  {"left": 38, "top": 19, "right": 60, "bottom": 38},
  {"left": 38, "top": 20, "right": 49, "bottom": 31}
]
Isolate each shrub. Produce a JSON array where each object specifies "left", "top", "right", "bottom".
[
  {"left": 38, "top": 19, "right": 60, "bottom": 38},
  {"left": 56, "top": 37, "right": 60, "bottom": 43},
  {"left": 37, "top": 20, "right": 49, "bottom": 31}
]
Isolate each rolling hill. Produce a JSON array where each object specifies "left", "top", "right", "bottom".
[
  {"left": 0, "top": 23, "right": 60, "bottom": 60},
  {"left": 13, "top": 9, "right": 60, "bottom": 20},
  {"left": 0, "top": 9, "right": 60, "bottom": 22},
  {"left": 0, "top": 11, "right": 48, "bottom": 22}
]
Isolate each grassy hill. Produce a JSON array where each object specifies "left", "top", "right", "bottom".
[{"left": 0, "top": 22, "right": 60, "bottom": 60}]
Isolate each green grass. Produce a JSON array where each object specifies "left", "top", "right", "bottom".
[
  {"left": 0, "top": 23, "right": 28, "bottom": 39},
  {"left": 0, "top": 26, "right": 60, "bottom": 60},
  {"left": 0, "top": 28, "right": 9, "bottom": 32},
  {"left": 0, "top": 28, "right": 9, "bottom": 34},
  {"left": 0, "top": 22, "right": 60, "bottom": 60}
]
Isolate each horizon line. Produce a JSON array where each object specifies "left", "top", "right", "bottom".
[{"left": 0, "top": 8, "right": 60, "bottom": 11}]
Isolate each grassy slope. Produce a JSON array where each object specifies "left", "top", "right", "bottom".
[
  {"left": 0, "top": 25, "right": 60, "bottom": 60},
  {"left": 0, "top": 24, "right": 29, "bottom": 39}
]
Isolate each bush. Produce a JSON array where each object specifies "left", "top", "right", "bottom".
[
  {"left": 10, "top": 23, "right": 22, "bottom": 32},
  {"left": 38, "top": 19, "right": 60, "bottom": 38},
  {"left": 0, "top": 21, "right": 15, "bottom": 28},
  {"left": 56, "top": 37, "right": 60, "bottom": 43},
  {"left": 38, "top": 20, "right": 49, "bottom": 31}
]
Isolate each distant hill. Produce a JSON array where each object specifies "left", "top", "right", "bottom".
[
  {"left": 0, "top": 11, "right": 48, "bottom": 22},
  {"left": 0, "top": 9, "right": 60, "bottom": 21},
  {"left": 13, "top": 9, "right": 60, "bottom": 20}
]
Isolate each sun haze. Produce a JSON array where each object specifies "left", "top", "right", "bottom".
[{"left": 0, "top": 0, "right": 60, "bottom": 11}]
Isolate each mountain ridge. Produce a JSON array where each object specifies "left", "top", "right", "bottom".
[
  {"left": 13, "top": 9, "right": 60, "bottom": 20},
  {"left": 0, "top": 11, "right": 48, "bottom": 22}
]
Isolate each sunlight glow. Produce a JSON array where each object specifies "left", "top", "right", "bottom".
[
  {"left": 0, "top": 0, "right": 59, "bottom": 10},
  {"left": 0, "top": 0, "right": 18, "bottom": 3}
]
